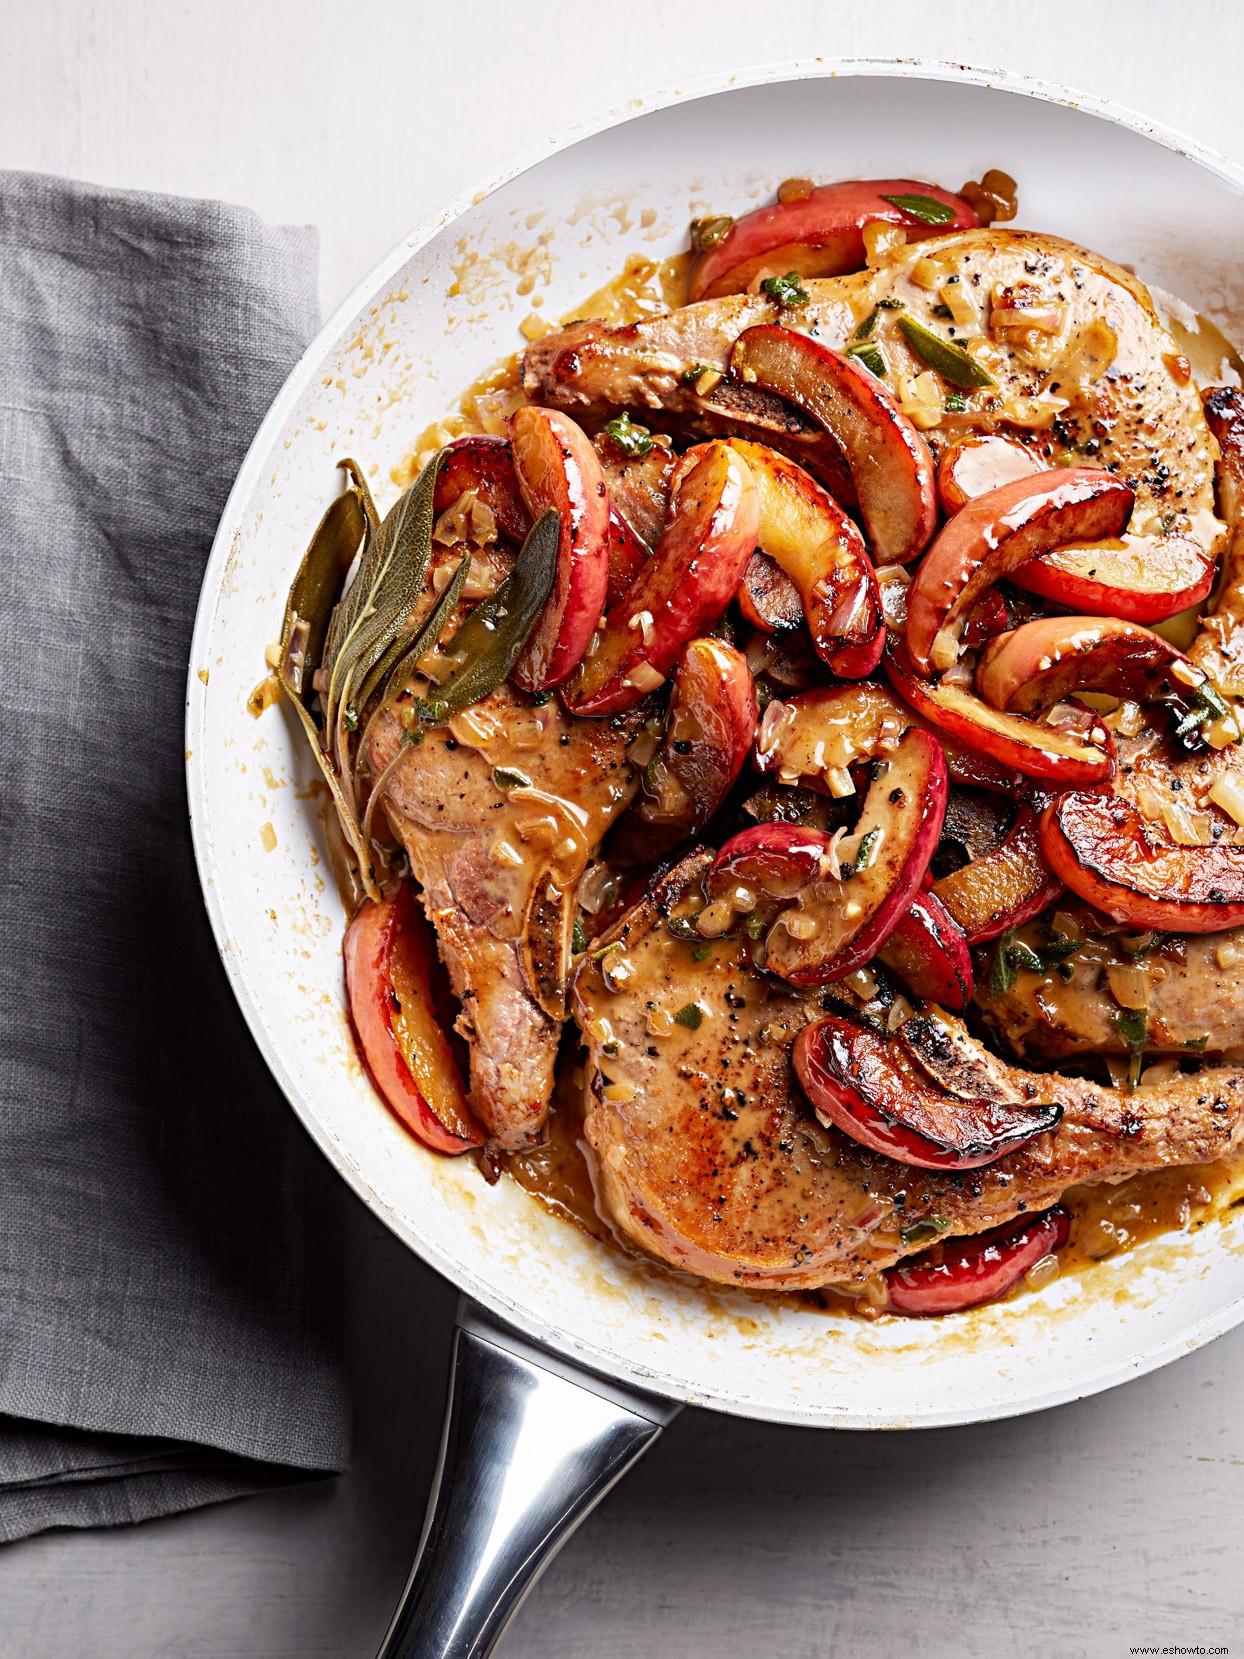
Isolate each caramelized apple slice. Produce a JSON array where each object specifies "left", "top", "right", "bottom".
[
  {"left": 739, "top": 550, "right": 803, "bottom": 632},
  {"left": 687, "top": 177, "right": 979, "bottom": 302},
  {"left": 1009, "top": 533, "right": 1216, "bottom": 625},
  {"left": 886, "top": 1207, "right": 1071, "bottom": 1315},
  {"left": 343, "top": 886, "right": 484, "bottom": 1153},
  {"left": 433, "top": 434, "right": 530, "bottom": 544},
  {"left": 604, "top": 504, "right": 650, "bottom": 609},
  {"left": 765, "top": 728, "right": 948, "bottom": 985},
  {"left": 932, "top": 804, "right": 1063, "bottom": 944},
  {"left": 792, "top": 1013, "right": 1062, "bottom": 1170},
  {"left": 905, "top": 468, "right": 1135, "bottom": 674},
  {"left": 612, "top": 638, "right": 756, "bottom": 862},
  {"left": 725, "top": 438, "right": 883, "bottom": 676},
  {"left": 708, "top": 822, "right": 838, "bottom": 903},
  {"left": 563, "top": 441, "right": 760, "bottom": 716},
  {"left": 729, "top": 325, "right": 938, "bottom": 564},
  {"left": 1041, "top": 791, "right": 1244, "bottom": 932},
  {"left": 937, "top": 433, "right": 1041, "bottom": 515},
  {"left": 976, "top": 615, "right": 1214, "bottom": 722},
  {"left": 509, "top": 407, "right": 611, "bottom": 691},
  {"left": 886, "top": 640, "right": 1115, "bottom": 785},
  {"left": 877, "top": 890, "right": 973, "bottom": 1011}
]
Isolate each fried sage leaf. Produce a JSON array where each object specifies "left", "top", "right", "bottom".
[
  {"left": 324, "top": 448, "right": 446, "bottom": 743},
  {"left": 279, "top": 459, "right": 370, "bottom": 703},
  {"left": 418, "top": 509, "right": 560, "bottom": 724},
  {"left": 276, "top": 460, "right": 382, "bottom": 901}
]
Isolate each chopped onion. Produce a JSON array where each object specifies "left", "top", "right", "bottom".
[
  {"left": 697, "top": 897, "right": 738, "bottom": 937},
  {"left": 1210, "top": 773, "right": 1244, "bottom": 828},
  {"left": 1024, "top": 1253, "right": 1061, "bottom": 1291},
  {"left": 623, "top": 660, "right": 665, "bottom": 694},
  {"left": 1107, "top": 963, "right": 1150, "bottom": 1011},
  {"left": 1138, "top": 1059, "right": 1180, "bottom": 1092},
  {"left": 602, "top": 1080, "right": 637, "bottom": 1103}
]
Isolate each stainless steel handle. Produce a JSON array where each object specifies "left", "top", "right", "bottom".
[{"left": 376, "top": 1296, "right": 681, "bottom": 1659}]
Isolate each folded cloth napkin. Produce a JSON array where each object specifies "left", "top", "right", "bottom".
[{"left": 0, "top": 170, "right": 351, "bottom": 1541}]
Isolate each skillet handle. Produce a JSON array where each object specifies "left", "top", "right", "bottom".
[{"left": 376, "top": 1296, "right": 681, "bottom": 1659}]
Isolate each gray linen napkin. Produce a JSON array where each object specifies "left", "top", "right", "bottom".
[{"left": 0, "top": 170, "right": 351, "bottom": 1541}]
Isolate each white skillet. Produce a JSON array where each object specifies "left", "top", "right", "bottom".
[{"left": 186, "top": 61, "right": 1244, "bottom": 1657}]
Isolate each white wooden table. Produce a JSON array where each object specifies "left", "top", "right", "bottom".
[{"left": 4, "top": 3, "right": 1244, "bottom": 1654}]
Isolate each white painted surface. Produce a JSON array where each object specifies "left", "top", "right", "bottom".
[{"left": 5, "top": 3, "right": 1244, "bottom": 1655}]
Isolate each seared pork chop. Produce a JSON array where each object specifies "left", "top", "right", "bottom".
[
  {"left": 574, "top": 853, "right": 1244, "bottom": 1289},
  {"left": 526, "top": 228, "right": 1225, "bottom": 560},
  {"left": 371, "top": 685, "right": 642, "bottom": 1149}
]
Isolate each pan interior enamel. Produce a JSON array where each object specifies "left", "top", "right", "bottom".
[{"left": 187, "top": 63, "right": 1244, "bottom": 1428}]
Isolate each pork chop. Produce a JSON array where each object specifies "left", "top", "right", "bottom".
[
  {"left": 371, "top": 684, "right": 642, "bottom": 1149},
  {"left": 526, "top": 227, "right": 1225, "bottom": 561},
  {"left": 574, "top": 852, "right": 1244, "bottom": 1289}
]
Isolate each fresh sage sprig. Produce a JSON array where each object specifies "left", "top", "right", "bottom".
[{"left": 323, "top": 448, "right": 447, "bottom": 759}]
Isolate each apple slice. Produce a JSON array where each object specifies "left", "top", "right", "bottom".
[
  {"left": 433, "top": 434, "right": 531, "bottom": 544},
  {"left": 877, "top": 890, "right": 973, "bottom": 1011},
  {"left": 886, "top": 1207, "right": 1071, "bottom": 1315},
  {"left": 1009, "top": 533, "right": 1216, "bottom": 625},
  {"left": 739, "top": 550, "right": 803, "bottom": 632},
  {"left": 937, "top": 433, "right": 1042, "bottom": 515},
  {"left": 687, "top": 177, "right": 979, "bottom": 301},
  {"left": 730, "top": 325, "right": 938, "bottom": 565},
  {"left": 725, "top": 438, "right": 883, "bottom": 676},
  {"left": 604, "top": 503, "right": 650, "bottom": 608},
  {"left": 905, "top": 468, "right": 1135, "bottom": 675},
  {"left": 1041, "top": 791, "right": 1244, "bottom": 932},
  {"left": 509, "top": 407, "right": 611, "bottom": 691},
  {"left": 612, "top": 638, "right": 756, "bottom": 862},
  {"left": 886, "top": 639, "right": 1116, "bottom": 785},
  {"left": 343, "top": 886, "right": 484, "bottom": 1154},
  {"left": 932, "top": 804, "right": 1063, "bottom": 944},
  {"left": 563, "top": 441, "right": 760, "bottom": 716},
  {"left": 792, "top": 1013, "right": 1062, "bottom": 1170},
  {"left": 976, "top": 615, "right": 1215, "bottom": 723},
  {"left": 765, "top": 728, "right": 948, "bottom": 985},
  {"left": 708, "top": 822, "right": 839, "bottom": 903}
]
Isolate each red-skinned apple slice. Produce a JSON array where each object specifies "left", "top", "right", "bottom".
[
  {"left": 1009, "top": 533, "right": 1216, "bottom": 625},
  {"left": 886, "top": 639, "right": 1116, "bottom": 785},
  {"left": 1041, "top": 791, "right": 1244, "bottom": 932},
  {"left": 509, "top": 406, "right": 611, "bottom": 691},
  {"left": 976, "top": 615, "right": 1213, "bottom": 719},
  {"left": 612, "top": 638, "right": 756, "bottom": 862},
  {"left": 932, "top": 804, "right": 1063, "bottom": 944},
  {"left": 765, "top": 728, "right": 948, "bottom": 985},
  {"left": 687, "top": 178, "right": 979, "bottom": 302},
  {"left": 905, "top": 468, "right": 1135, "bottom": 675},
  {"left": 725, "top": 438, "right": 883, "bottom": 676},
  {"left": 563, "top": 441, "right": 760, "bottom": 716},
  {"left": 433, "top": 434, "right": 531, "bottom": 545},
  {"left": 877, "top": 890, "right": 973, "bottom": 1011},
  {"left": 707, "top": 822, "right": 839, "bottom": 904},
  {"left": 792, "top": 1013, "right": 1062, "bottom": 1170},
  {"left": 729, "top": 325, "right": 938, "bottom": 565},
  {"left": 604, "top": 502, "right": 650, "bottom": 609},
  {"left": 343, "top": 886, "right": 484, "bottom": 1154},
  {"left": 937, "top": 433, "right": 1042, "bottom": 515},
  {"left": 885, "top": 1207, "right": 1071, "bottom": 1315}
]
